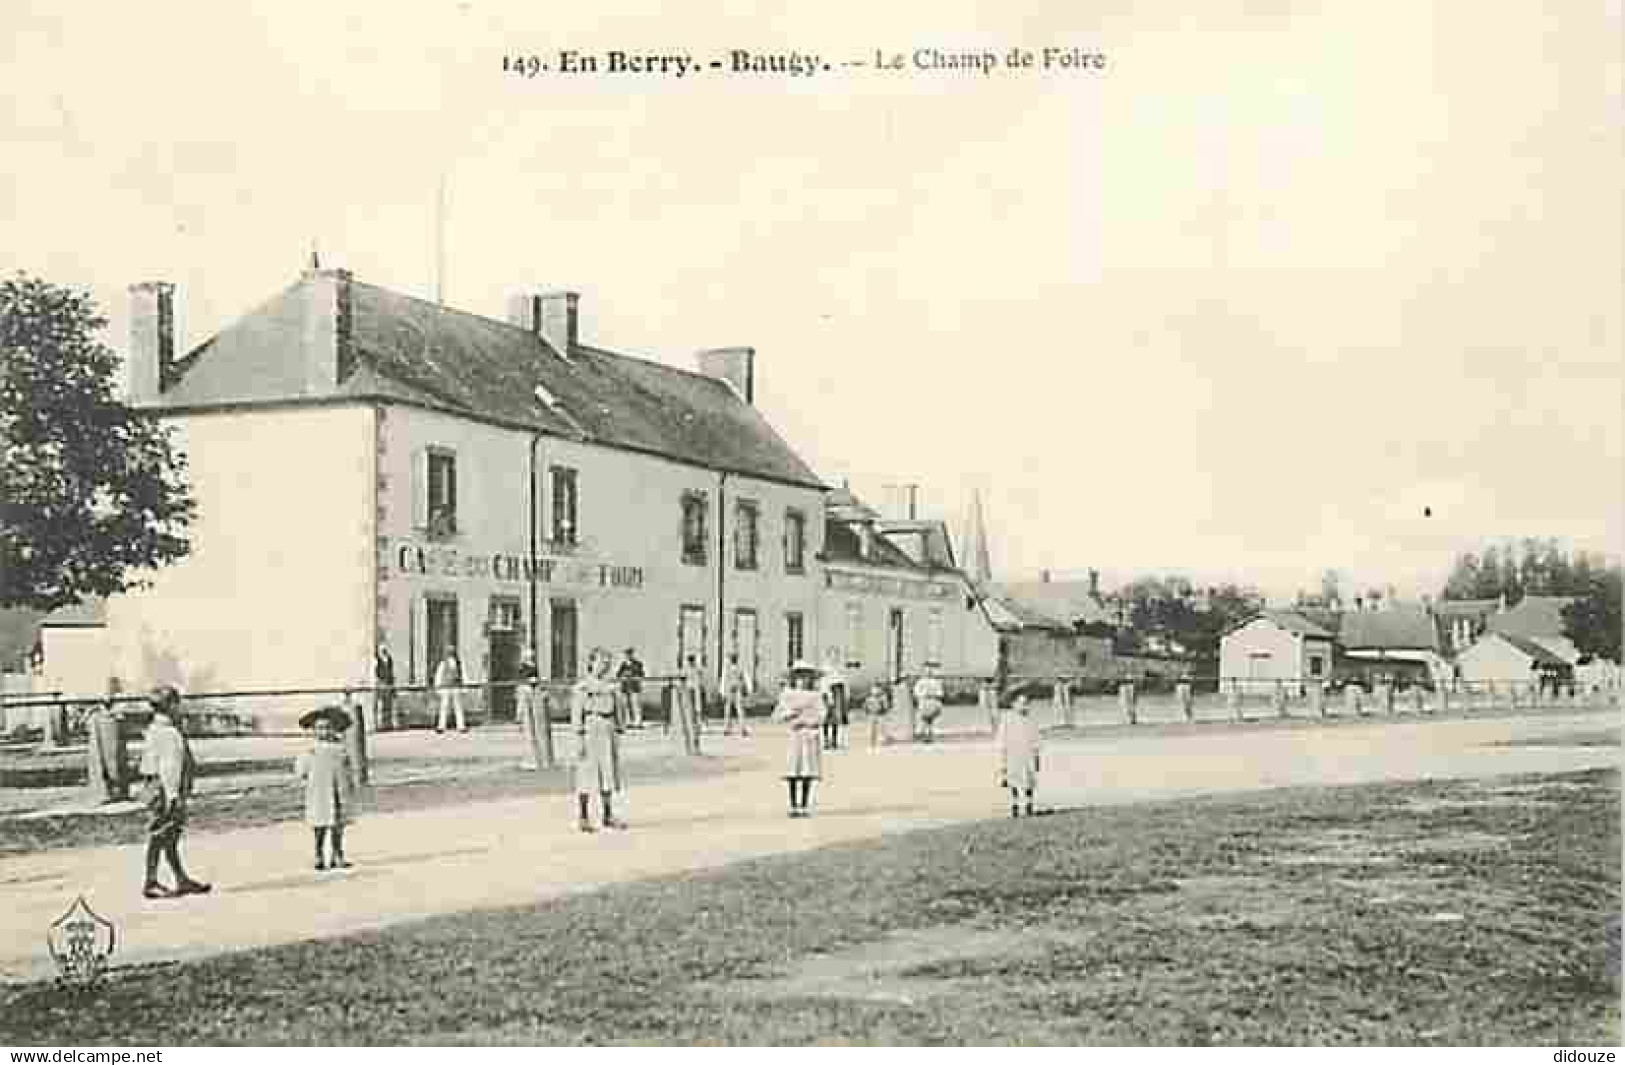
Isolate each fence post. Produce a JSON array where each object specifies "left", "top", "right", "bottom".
[
  {"left": 41, "top": 693, "right": 63, "bottom": 750},
  {"left": 1119, "top": 680, "right": 1137, "bottom": 725},
  {"left": 894, "top": 678, "right": 915, "bottom": 743},
  {"left": 1271, "top": 680, "right": 1288, "bottom": 719},
  {"left": 979, "top": 680, "right": 998, "bottom": 733},
  {"left": 1176, "top": 680, "right": 1194, "bottom": 722},
  {"left": 1308, "top": 680, "right": 1325, "bottom": 718},
  {"left": 1346, "top": 683, "right": 1363, "bottom": 717},
  {"left": 342, "top": 691, "right": 369, "bottom": 787},
  {"left": 1435, "top": 684, "right": 1450, "bottom": 715},
  {"left": 1226, "top": 680, "right": 1241, "bottom": 722}
]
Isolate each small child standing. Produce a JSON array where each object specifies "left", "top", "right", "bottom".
[
  {"left": 996, "top": 695, "right": 1042, "bottom": 817},
  {"left": 295, "top": 706, "right": 355, "bottom": 870}
]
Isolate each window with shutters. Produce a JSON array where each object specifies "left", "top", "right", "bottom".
[
  {"left": 550, "top": 465, "right": 579, "bottom": 547},
  {"left": 426, "top": 595, "right": 459, "bottom": 674},
  {"left": 734, "top": 498, "right": 760, "bottom": 570},
  {"left": 784, "top": 508, "right": 807, "bottom": 574},
  {"left": 926, "top": 607, "right": 945, "bottom": 668},
  {"left": 425, "top": 448, "right": 458, "bottom": 539},
  {"left": 681, "top": 491, "right": 708, "bottom": 565},
  {"left": 785, "top": 611, "right": 805, "bottom": 667}
]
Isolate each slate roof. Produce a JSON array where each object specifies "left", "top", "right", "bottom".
[
  {"left": 1488, "top": 595, "right": 1577, "bottom": 642},
  {"left": 155, "top": 273, "right": 824, "bottom": 489},
  {"left": 821, "top": 519, "right": 922, "bottom": 571},
  {"left": 981, "top": 592, "right": 1072, "bottom": 633},
  {"left": 1337, "top": 605, "right": 1441, "bottom": 652},
  {"left": 990, "top": 580, "right": 1117, "bottom": 627},
  {"left": 1486, "top": 631, "right": 1572, "bottom": 668}
]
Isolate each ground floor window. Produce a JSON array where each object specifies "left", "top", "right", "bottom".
[
  {"left": 926, "top": 607, "right": 944, "bottom": 668},
  {"left": 426, "top": 595, "right": 459, "bottom": 675},
  {"left": 785, "top": 611, "right": 805, "bottom": 667},
  {"left": 550, "top": 599, "right": 579, "bottom": 681}
]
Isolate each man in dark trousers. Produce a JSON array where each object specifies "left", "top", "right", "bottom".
[
  {"left": 374, "top": 643, "right": 396, "bottom": 731},
  {"left": 616, "top": 648, "right": 646, "bottom": 729},
  {"left": 139, "top": 686, "right": 211, "bottom": 899}
]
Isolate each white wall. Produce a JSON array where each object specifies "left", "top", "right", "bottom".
[
  {"left": 1219, "top": 619, "right": 1327, "bottom": 681},
  {"left": 1457, "top": 635, "right": 1540, "bottom": 684},
  {"left": 101, "top": 405, "right": 376, "bottom": 711},
  {"left": 817, "top": 566, "right": 997, "bottom": 689}
]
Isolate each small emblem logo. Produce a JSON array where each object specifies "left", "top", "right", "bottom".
[{"left": 46, "top": 895, "right": 116, "bottom": 987}]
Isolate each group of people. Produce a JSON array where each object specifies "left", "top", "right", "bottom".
[{"left": 129, "top": 655, "right": 1045, "bottom": 898}]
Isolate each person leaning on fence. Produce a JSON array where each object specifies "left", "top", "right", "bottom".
[
  {"left": 616, "top": 647, "right": 646, "bottom": 729},
  {"left": 139, "top": 686, "right": 211, "bottom": 900},
  {"left": 572, "top": 648, "right": 626, "bottom": 832},
  {"left": 434, "top": 650, "right": 467, "bottom": 734},
  {"left": 775, "top": 661, "right": 828, "bottom": 817},
  {"left": 997, "top": 693, "right": 1043, "bottom": 817},
  {"left": 913, "top": 666, "right": 946, "bottom": 742},
  {"left": 294, "top": 705, "right": 355, "bottom": 871}
]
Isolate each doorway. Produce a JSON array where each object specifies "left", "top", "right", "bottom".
[
  {"left": 733, "top": 608, "right": 760, "bottom": 695},
  {"left": 549, "top": 600, "right": 579, "bottom": 681},
  {"left": 887, "top": 608, "right": 905, "bottom": 682}
]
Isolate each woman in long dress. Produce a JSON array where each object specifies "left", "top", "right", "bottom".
[
  {"left": 774, "top": 661, "right": 827, "bottom": 817},
  {"left": 996, "top": 694, "right": 1042, "bottom": 817},
  {"left": 572, "top": 647, "right": 626, "bottom": 832}
]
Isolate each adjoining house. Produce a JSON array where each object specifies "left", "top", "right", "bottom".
[
  {"left": 1486, "top": 595, "right": 1582, "bottom": 665},
  {"left": 1218, "top": 610, "right": 1336, "bottom": 685},
  {"left": 1432, "top": 597, "right": 1502, "bottom": 655},
  {"left": 818, "top": 485, "right": 998, "bottom": 693},
  {"left": 1457, "top": 631, "right": 1575, "bottom": 689},
  {"left": 72, "top": 268, "right": 831, "bottom": 725},
  {"left": 976, "top": 590, "right": 1109, "bottom": 691},
  {"left": 1336, "top": 603, "right": 1449, "bottom": 687}
]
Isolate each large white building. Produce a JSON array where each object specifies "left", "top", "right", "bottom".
[{"left": 80, "top": 268, "right": 839, "bottom": 722}]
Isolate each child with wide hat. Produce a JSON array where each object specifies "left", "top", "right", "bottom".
[
  {"left": 295, "top": 705, "right": 356, "bottom": 869},
  {"left": 774, "top": 660, "right": 828, "bottom": 817}
]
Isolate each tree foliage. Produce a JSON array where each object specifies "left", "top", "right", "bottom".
[
  {"left": 0, "top": 274, "right": 194, "bottom": 611},
  {"left": 1562, "top": 563, "right": 1623, "bottom": 664},
  {"left": 1441, "top": 538, "right": 1593, "bottom": 604},
  {"left": 1121, "top": 577, "right": 1260, "bottom": 665}
]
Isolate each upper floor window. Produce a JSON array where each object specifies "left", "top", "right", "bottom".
[
  {"left": 681, "top": 491, "right": 709, "bottom": 565},
  {"left": 426, "top": 449, "right": 458, "bottom": 538},
  {"left": 734, "top": 499, "right": 760, "bottom": 570},
  {"left": 551, "top": 465, "right": 579, "bottom": 546},
  {"left": 784, "top": 508, "right": 807, "bottom": 574}
]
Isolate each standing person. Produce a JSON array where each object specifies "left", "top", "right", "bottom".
[
  {"left": 819, "top": 658, "right": 848, "bottom": 750},
  {"left": 774, "top": 661, "right": 828, "bottom": 817},
  {"left": 84, "top": 677, "right": 129, "bottom": 804},
  {"left": 720, "top": 653, "right": 750, "bottom": 736},
  {"left": 616, "top": 648, "right": 646, "bottom": 729},
  {"left": 516, "top": 647, "right": 546, "bottom": 769},
  {"left": 997, "top": 694, "right": 1042, "bottom": 817},
  {"left": 138, "top": 687, "right": 210, "bottom": 899},
  {"left": 294, "top": 706, "right": 355, "bottom": 870},
  {"left": 913, "top": 666, "right": 946, "bottom": 743},
  {"left": 681, "top": 654, "right": 707, "bottom": 754},
  {"left": 863, "top": 684, "right": 890, "bottom": 749},
  {"left": 373, "top": 644, "right": 396, "bottom": 732},
  {"left": 434, "top": 650, "right": 466, "bottom": 734},
  {"left": 572, "top": 648, "right": 626, "bottom": 832}
]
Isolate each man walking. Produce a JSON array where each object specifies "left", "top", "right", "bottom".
[
  {"left": 139, "top": 687, "right": 211, "bottom": 899},
  {"left": 434, "top": 649, "right": 467, "bottom": 733},
  {"left": 616, "top": 648, "right": 646, "bottom": 729},
  {"left": 721, "top": 652, "right": 750, "bottom": 736}
]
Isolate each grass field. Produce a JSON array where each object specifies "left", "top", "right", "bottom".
[{"left": 2, "top": 766, "right": 1616, "bottom": 1046}]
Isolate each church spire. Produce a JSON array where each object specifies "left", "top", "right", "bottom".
[{"left": 962, "top": 488, "right": 993, "bottom": 585}]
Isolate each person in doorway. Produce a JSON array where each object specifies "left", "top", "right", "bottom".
[
  {"left": 434, "top": 650, "right": 466, "bottom": 733},
  {"left": 775, "top": 661, "right": 828, "bottom": 817},
  {"left": 819, "top": 658, "right": 848, "bottom": 750},
  {"left": 138, "top": 687, "right": 210, "bottom": 899},
  {"left": 616, "top": 648, "right": 646, "bottom": 729},
  {"left": 295, "top": 705, "right": 355, "bottom": 870},
  {"left": 681, "top": 654, "right": 707, "bottom": 754},
  {"left": 374, "top": 643, "right": 396, "bottom": 732},
  {"left": 721, "top": 653, "right": 750, "bottom": 736},
  {"left": 913, "top": 666, "right": 946, "bottom": 743},
  {"left": 572, "top": 647, "right": 626, "bottom": 831},
  {"left": 863, "top": 683, "right": 890, "bottom": 749},
  {"left": 997, "top": 693, "right": 1042, "bottom": 817}
]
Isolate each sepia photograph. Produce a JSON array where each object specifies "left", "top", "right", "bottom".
[{"left": 0, "top": 0, "right": 1620, "bottom": 1049}]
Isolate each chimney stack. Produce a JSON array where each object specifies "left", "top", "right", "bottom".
[
  {"left": 695, "top": 347, "right": 755, "bottom": 404},
  {"left": 126, "top": 282, "right": 175, "bottom": 404},
  {"left": 1089, "top": 568, "right": 1100, "bottom": 595},
  {"left": 1040, "top": 568, "right": 1052, "bottom": 584},
  {"left": 508, "top": 291, "right": 579, "bottom": 360},
  {"left": 300, "top": 267, "right": 353, "bottom": 394}
]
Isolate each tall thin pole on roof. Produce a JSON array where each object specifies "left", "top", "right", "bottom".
[{"left": 434, "top": 173, "right": 447, "bottom": 305}]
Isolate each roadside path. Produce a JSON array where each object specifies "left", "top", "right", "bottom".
[{"left": 0, "top": 708, "right": 1614, "bottom": 984}]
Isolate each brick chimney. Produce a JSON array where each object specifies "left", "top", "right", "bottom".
[
  {"left": 696, "top": 347, "right": 755, "bottom": 404},
  {"left": 126, "top": 282, "right": 175, "bottom": 404},
  {"left": 300, "top": 267, "right": 353, "bottom": 394},
  {"left": 508, "top": 291, "right": 579, "bottom": 360},
  {"left": 1088, "top": 568, "right": 1100, "bottom": 595}
]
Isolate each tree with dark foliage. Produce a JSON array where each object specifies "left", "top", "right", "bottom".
[
  {"left": 0, "top": 274, "right": 194, "bottom": 611},
  {"left": 1562, "top": 563, "right": 1622, "bottom": 664}
]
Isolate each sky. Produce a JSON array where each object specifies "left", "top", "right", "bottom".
[{"left": 4, "top": 0, "right": 1621, "bottom": 604}]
